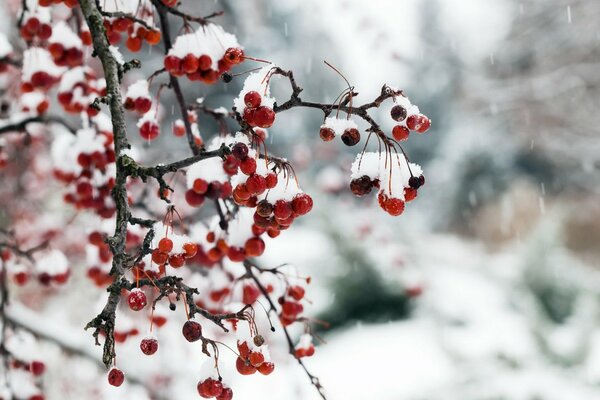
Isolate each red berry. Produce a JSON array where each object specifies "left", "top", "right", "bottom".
[
  {"left": 183, "top": 242, "right": 198, "bottom": 258},
  {"left": 158, "top": 237, "right": 173, "bottom": 253},
  {"left": 198, "top": 55, "right": 212, "bottom": 71},
  {"left": 392, "top": 125, "right": 410, "bottom": 141},
  {"left": 134, "top": 97, "right": 152, "bottom": 114},
  {"left": 193, "top": 178, "right": 209, "bottom": 194},
  {"left": 185, "top": 189, "right": 205, "bottom": 207},
  {"left": 254, "top": 106, "right": 275, "bottom": 128},
  {"left": 244, "top": 237, "right": 265, "bottom": 257},
  {"left": 151, "top": 249, "right": 168, "bottom": 265},
  {"left": 182, "top": 53, "right": 199, "bottom": 74},
  {"left": 182, "top": 320, "right": 202, "bottom": 342},
  {"left": 197, "top": 378, "right": 223, "bottom": 398},
  {"left": 404, "top": 187, "right": 418, "bottom": 202},
  {"left": 216, "top": 387, "right": 233, "bottom": 400},
  {"left": 319, "top": 127, "right": 335, "bottom": 142},
  {"left": 258, "top": 362, "right": 275, "bottom": 375},
  {"left": 256, "top": 200, "right": 274, "bottom": 217},
  {"left": 243, "top": 284, "right": 260, "bottom": 304},
  {"left": 265, "top": 173, "right": 277, "bottom": 189},
  {"left": 164, "top": 55, "right": 181, "bottom": 73},
  {"left": 243, "top": 107, "right": 257, "bottom": 126},
  {"left": 169, "top": 254, "right": 185, "bottom": 268},
  {"left": 287, "top": 285, "right": 305, "bottom": 301},
  {"left": 246, "top": 174, "right": 267, "bottom": 195},
  {"left": 29, "top": 361, "right": 45, "bottom": 376},
  {"left": 244, "top": 91, "right": 261, "bottom": 108},
  {"left": 128, "top": 289, "right": 147, "bottom": 311},
  {"left": 140, "top": 337, "right": 159, "bottom": 355},
  {"left": 239, "top": 157, "right": 257, "bottom": 175},
  {"left": 273, "top": 200, "right": 293, "bottom": 219},
  {"left": 385, "top": 197, "right": 405, "bottom": 216},
  {"left": 236, "top": 357, "right": 257, "bottom": 375},
  {"left": 108, "top": 368, "right": 124, "bottom": 387},
  {"left": 350, "top": 176, "right": 373, "bottom": 196},
  {"left": 139, "top": 121, "right": 159, "bottom": 140},
  {"left": 224, "top": 47, "right": 244, "bottom": 65},
  {"left": 291, "top": 193, "right": 313, "bottom": 216},
  {"left": 416, "top": 115, "right": 431, "bottom": 133},
  {"left": 231, "top": 142, "right": 249, "bottom": 160},
  {"left": 248, "top": 351, "right": 265, "bottom": 367}
]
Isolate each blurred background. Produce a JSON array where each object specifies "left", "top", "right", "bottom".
[{"left": 3, "top": 0, "right": 600, "bottom": 399}]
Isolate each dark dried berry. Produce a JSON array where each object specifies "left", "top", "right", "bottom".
[
  {"left": 408, "top": 176, "right": 423, "bottom": 189},
  {"left": 390, "top": 105, "right": 407, "bottom": 122},
  {"left": 182, "top": 320, "right": 202, "bottom": 342},
  {"left": 350, "top": 175, "right": 373, "bottom": 196},
  {"left": 221, "top": 72, "right": 233, "bottom": 83},
  {"left": 341, "top": 128, "right": 360, "bottom": 146}
]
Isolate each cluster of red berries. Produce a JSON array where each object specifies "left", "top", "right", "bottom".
[
  {"left": 84, "top": 18, "right": 161, "bottom": 52},
  {"left": 197, "top": 378, "right": 233, "bottom": 399},
  {"left": 86, "top": 230, "right": 113, "bottom": 286},
  {"left": 150, "top": 235, "right": 198, "bottom": 269},
  {"left": 20, "top": 16, "right": 52, "bottom": 42},
  {"left": 279, "top": 284, "right": 306, "bottom": 326},
  {"left": 11, "top": 358, "right": 46, "bottom": 377},
  {"left": 377, "top": 175, "right": 424, "bottom": 216},
  {"left": 48, "top": 24, "right": 84, "bottom": 67},
  {"left": 236, "top": 338, "right": 275, "bottom": 376},
  {"left": 185, "top": 177, "right": 233, "bottom": 208},
  {"left": 230, "top": 143, "right": 278, "bottom": 207},
  {"left": 137, "top": 116, "right": 160, "bottom": 141},
  {"left": 39, "top": 0, "right": 78, "bottom": 7},
  {"left": 294, "top": 334, "right": 315, "bottom": 358},
  {"left": 1, "top": 250, "right": 28, "bottom": 285},
  {"left": 20, "top": 92, "right": 49, "bottom": 115},
  {"left": 390, "top": 104, "right": 431, "bottom": 141},
  {"left": 57, "top": 68, "right": 106, "bottom": 116},
  {"left": 124, "top": 82, "right": 152, "bottom": 114},
  {"left": 164, "top": 47, "right": 244, "bottom": 83},
  {"left": 241, "top": 91, "right": 275, "bottom": 128},
  {"left": 251, "top": 193, "right": 313, "bottom": 237},
  {"left": 55, "top": 131, "right": 116, "bottom": 218}
]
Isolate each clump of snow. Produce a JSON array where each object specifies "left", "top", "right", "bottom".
[
  {"left": 125, "top": 79, "right": 150, "bottom": 100},
  {"left": 49, "top": 21, "right": 82, "bottom": 48},
  {"left": 169, "top": 24, "right": 240, "bottom": 70},
  {"left": 0, "top": 33, "right": 13, "bottom": 58},
  {"left": 22, "top": 47, "right": 63, "bottom": 80},
  {"left": 233, "top": 66, "right": 277, "bottom": 111},
  {"left": 186, "top": 157, "right": 229, "bottom": 186},
  {"left": 109, "top": 46, "right": 125, "bottom": 65},
  {"left": 351, "top": 151, "right": 423, "bottom": 199},
  {"left": 321, "top": 116, "right": 359, "bottom": 136},
  {"left": 35, "top": 249, "right": 68, "bottom": 275}
]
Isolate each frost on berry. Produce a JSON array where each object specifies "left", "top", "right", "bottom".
[{"left": 233, "top": 67, "right": 277, "bottom": 129}]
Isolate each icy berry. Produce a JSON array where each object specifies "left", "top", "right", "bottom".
[
  {"left": 140, "top": 337, "right": 159, "bottom": 355},
  {"left": 128, "top": 289, "right": 147, "bottom": 311},
  {"left": 108, "top": 368, "right": 124, "bottom": 387},
  {"left": 416, "top": 115, "right": 431, "bottom": 133},
  {"left": 217, "top": 387, "right": 234, "bottom": 400},
  {"left": 390, "top": 105, "right": 407, "bottom": 121},
  {"left": 273, "top": 200, "right": 293, "bottom": 219},
  {"left": 182, "top": 320, "right": 202, "bottom": 342},
  {"left": 341, "top": 128, "right": 360, "bottom": 146},
  {"left": 254, "top": 106, "right": 275, "bottom": 128}
]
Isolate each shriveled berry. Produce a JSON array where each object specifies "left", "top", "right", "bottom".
[
  {"left": 408, "top": 176, "right": 422, "bottom": 189},
  {"left": 231, "top": 142, "right": 249, "bottom": 160},
  {"left": 390, "top": 105, "right": 407, "bottom": 121},
  {"left": 341, "top": 128, "right": 360, "bottom": 146},
  {"left": 350, "top": 176, "right": 373, "bottom": 196},
  {"left": 182, "top": 320, "right": 202, "bottom": 342}
]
